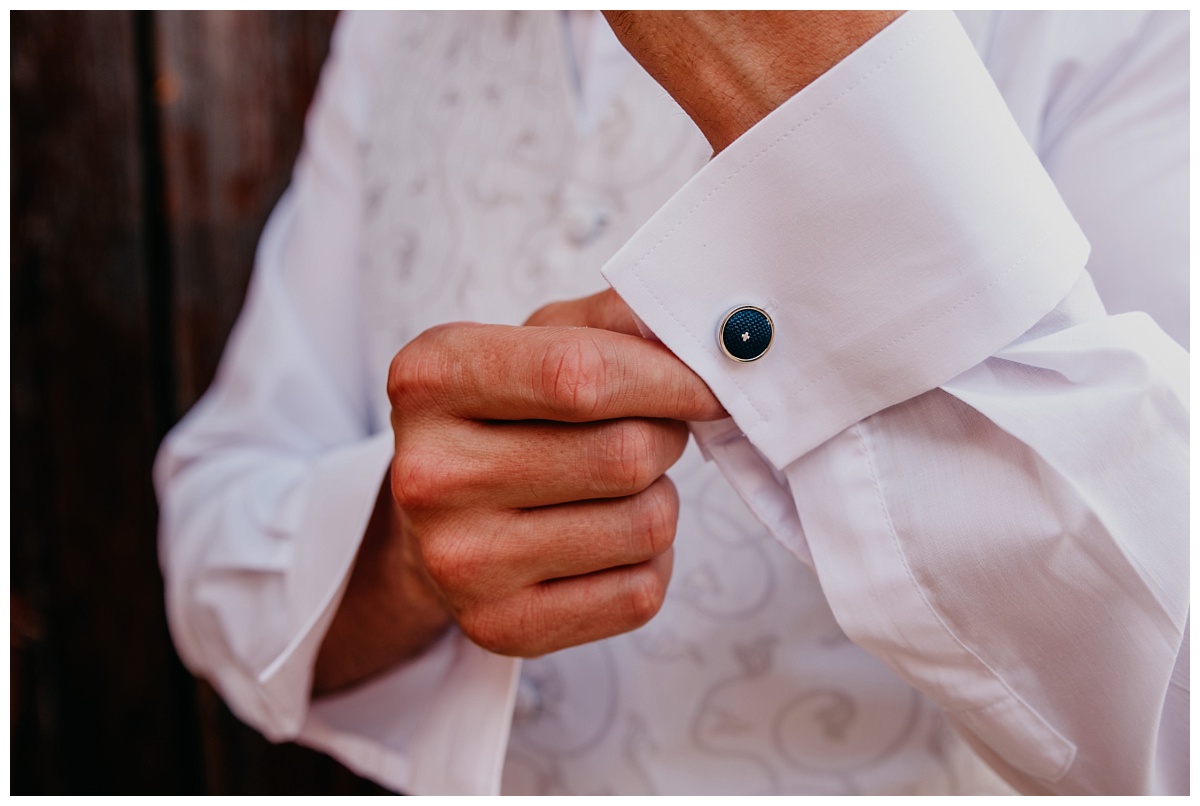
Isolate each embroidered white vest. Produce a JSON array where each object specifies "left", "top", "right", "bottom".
[{"left": 359, "top": 11, "right": 1003, "bottom": 795}]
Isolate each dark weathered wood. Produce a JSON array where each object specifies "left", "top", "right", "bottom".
[
  {"left": 152, "top": 11, "right": 390, "bottom": 794},
  {"left": 193, "top": 680, "right": 392, "bottom": 795},
  {"left": 13, "top": 10, "right": 389, "bottom": 794},
  {"left": 155, "top": 10, "right": 341, "bottom": 411},
  {"left": 11, "top": 10, "right": 197, "bottom": 793}
]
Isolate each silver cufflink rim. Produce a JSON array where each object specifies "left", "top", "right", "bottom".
[{"left": 718, "top": 305, "right": 774, "bottom": 363}]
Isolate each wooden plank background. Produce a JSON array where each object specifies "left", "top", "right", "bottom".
[{"left": 11, "top": 11, "right": 389, "bottom": 794}]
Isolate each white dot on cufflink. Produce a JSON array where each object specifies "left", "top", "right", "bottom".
[{"left": 719, "top": 306, "right": 773, "bottom": 362}]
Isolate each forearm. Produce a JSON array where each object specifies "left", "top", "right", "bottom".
[
  {"left": 603, "top": 10, "right": 902, "bottom": 153},
  {"left": 313, "top": 473, "right": 452, "bottom": 696}
]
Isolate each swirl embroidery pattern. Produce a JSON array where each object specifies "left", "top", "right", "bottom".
[{"left": 359, "top": 11, "right": 974, "bottom": 796}]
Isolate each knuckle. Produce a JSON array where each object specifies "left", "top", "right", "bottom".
[
  {"left": 623, "top": 566, "right": 667, "bottom": 627},
  {"left": 598, "top": 419, "right": 659, "bottom": 494},
  {"left": 680, "top": 380, "right": 722, "bottom": 422},
  {"left": 455, "top": 606, "right": 499, "bottom": 651},
  {"left": 391, "top": 432, "right": 480, "bottom": 512},
  {"left": 390, "top": 445, "right": 445, "bottom": 511},
  {"left": 458, "top": 605, "right": 522, "bottom": 657},
  {"left": 538, "top": 335, "right": 608, "bottom": 419},
  {"left": 386, "top": 325, "right": 457, "bottom": 407},
  {"left": 386, "top": 345, "right": 425, "bottom": 406},
  {"left": 461, "top": 590, "right": 562, "bottom": 658},
  {"left": 636, "top": 481, "right": 679, "bottom": 557}
]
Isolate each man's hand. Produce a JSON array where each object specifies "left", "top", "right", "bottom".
[
  {"left": 603, "top": 11, "right": 903, "bottom": 154},
  {"left": 314, "top": 291, "right": 723, "bottom": 694}
]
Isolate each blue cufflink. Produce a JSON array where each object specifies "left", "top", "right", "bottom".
[{"left": 719, "top": 306, "right": 773, "bottom": 362}]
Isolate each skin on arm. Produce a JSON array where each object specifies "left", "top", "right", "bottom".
[
  {"left": 312, "top": 473, "right": 450, "bottom": 695},
  {"left": 603, "top": 11, "right": 903, "bottom": 154}
]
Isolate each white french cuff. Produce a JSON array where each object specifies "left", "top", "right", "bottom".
[
  {"left": 254, "top": 431, "right": 396, "bottom": 734},
  {"left": 602, "top": 10, "right": 1088, "bottom": 476},
  {"left": 244, "top": 430, "right": 521, "bottom": 795},
  {"left": 299, "top": 630, "right": 521, "bottom": 795}
]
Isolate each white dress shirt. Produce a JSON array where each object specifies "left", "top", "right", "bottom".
[{"left": 154, "top": 10, "right": 1189, "bottom": 795}]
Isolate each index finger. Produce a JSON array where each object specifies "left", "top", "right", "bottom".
[{"left": 418, "top": 324, "right": 727, "bottom": 422}]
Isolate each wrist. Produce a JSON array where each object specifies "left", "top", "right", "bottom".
[
  {"left": 313, "top": 477, "right": 452, "bottom": 696},
  {"left": 604, "top": 11, "right": 904, "bottom": 153}
]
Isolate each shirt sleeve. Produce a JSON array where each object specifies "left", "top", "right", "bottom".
[
  {"left": 602, "top": 10, "right": 1188, "bottom": 795},
  {"left": 153, "top": 11, "right": 520, "bottom": 794}
]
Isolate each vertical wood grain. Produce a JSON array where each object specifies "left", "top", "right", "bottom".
[
  {"left": 150, "top": 11, "right": 389, "bottom": 794},
  {"left": 11, "top": 10, "right": 194, "bottom": 793},
  {"left": 154, "top": 10, "right": 340, "bottom": 411},
  {"left": 12, "top": 10, "right": 388, "bottom": 793}
]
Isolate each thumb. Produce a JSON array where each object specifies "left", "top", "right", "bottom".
[{"left": 524, "top": 288, "right": 644, "bottom": 336}]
